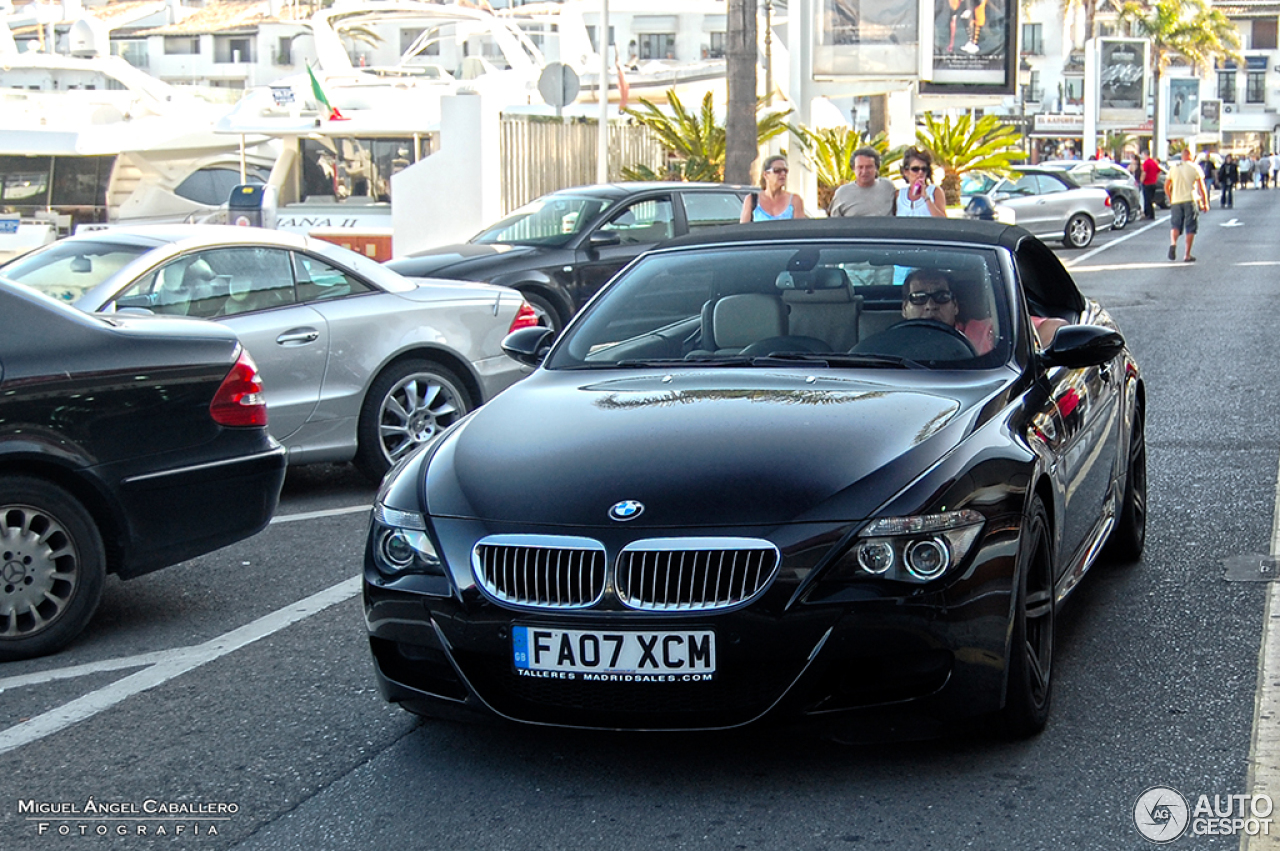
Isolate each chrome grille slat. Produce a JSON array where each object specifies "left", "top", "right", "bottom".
[
  {"left": 616, "top": 538, "right": 780, "bottom": 612},
  {"left": 473, "top": 536, "right": 606, "bottom": 610}
]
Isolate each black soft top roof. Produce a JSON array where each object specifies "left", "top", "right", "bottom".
[{"left": 659, "top": 216, "right": 1030, "bottom": 251}]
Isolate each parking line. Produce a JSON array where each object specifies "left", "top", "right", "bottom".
[
  {"left": 0, "top": 576, "right": 360, "bottom": 756},
  {"left": 1063, "top": 216, "right": 1165, "bottom": 267},
  {"left": 269, "top": 504, "right": 370, "bottom": 524}
]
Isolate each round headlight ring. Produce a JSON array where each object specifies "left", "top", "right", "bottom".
[
  {"left": 856, "top": 541, "right": 895, "bottom": 575},
  {"left": 379, "top": 529, "right": 416, "bottom": 571},
  {"left": 905, "top": 538, "right": 950, "bottom": 580}
]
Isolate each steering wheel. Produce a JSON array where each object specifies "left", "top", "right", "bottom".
[
  {"left": 738, "top": 335, "right": 831, "bottom": 357},
  {"left": 851, "top": 319, "right": 978, "bottom": 361}
]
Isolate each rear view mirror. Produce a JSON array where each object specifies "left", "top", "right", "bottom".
[{"left": 70, "top": 256, "right": 92, "bottom": 274}]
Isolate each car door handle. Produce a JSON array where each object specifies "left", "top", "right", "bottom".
[{"left": 276, "top": 328, "right": 319, "bottom": 345}]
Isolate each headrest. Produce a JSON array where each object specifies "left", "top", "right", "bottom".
[
  {"left": 184, "top": 259, "right": 215, "bottom": 283},
  {"left": 712, "top": 294, "right": 786, "bottom": 348}
]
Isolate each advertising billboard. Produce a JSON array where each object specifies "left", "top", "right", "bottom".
[
  {"left": 815, "top": 0, "right": 920, "bottom": 77},
  {"left": 1098, "top": 38, "right": 1148, "bottom": 125},
  {"left": 1200, "top": 99, "right": 1221, "bottom": 134},
  {"left": 1167, "top": 77, "right": 1201, "bottom": 139},
  {"left": 920, "top": 0, "right": 1016, "bottom": 94}
]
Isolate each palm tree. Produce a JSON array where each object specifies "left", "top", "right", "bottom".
[
  {"left": 915, "top": 113, "right": 1023, "bottom": 205},
  {"left": 1117, "top": 0, "right": 1242, "bottom": 154},
  {"left": 788, "top": 125, "right": 901, "bottom": 212},
  {"left": 621, "top": 90, "right": 791, "bottom": 182},
  {"left": 725, "top": 0, "right": 757, "bottom": 184}
]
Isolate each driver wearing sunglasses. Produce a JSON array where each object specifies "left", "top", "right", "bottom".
[{"left": 901, "top": 269, "right": 993, "bottom": 355}]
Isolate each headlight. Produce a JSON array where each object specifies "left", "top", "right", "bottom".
[
  {"left": 371, "top": 503, "right": 444, "bottom": 578},
  {"left": 834, "top": 509, "right": 985, "bottom": 584}
]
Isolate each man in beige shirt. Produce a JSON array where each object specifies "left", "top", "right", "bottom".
[{"left": 1165, "top": 148, "right": 1210, "bottom": 262}]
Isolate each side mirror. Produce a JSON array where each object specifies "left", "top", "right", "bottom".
[
  {"left": 587, "top": 230, "right": 622, "bottom": 250},
  {"left": 502, "top": 326, "right": 555, "bottom": 367},
  {"left": 1041, "top": 324, "right": 1125, "bottom": 368}
]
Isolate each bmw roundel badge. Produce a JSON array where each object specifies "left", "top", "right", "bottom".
[{"left": 609, "top": 500, "right": 644, "bottom": 521}]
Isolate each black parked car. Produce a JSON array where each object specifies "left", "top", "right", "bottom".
[
  {"left": 363, "top": 218, "right": 1146, "bottom": 738},
  {"left": 385, "top": 182, "right": 754, "bottom": 331},
  {"left": 0, "top": 280, "right": 287, "bottom": 660}
]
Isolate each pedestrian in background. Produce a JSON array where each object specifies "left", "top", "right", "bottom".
[
  {"left": 1218, "top": 154, "right": 1238, "bottom": 208},
  {"left": 829, "top": 147, "right": 895, "bottom": 217},
  {"left": 895, "top": 147, "right": 948, "bottom": 217},
  {"left": 740, "top": 154, "right": 806, "bottom": 222},
  {"left": 1260, "top": 153, "right": 1272, "bottom": 189},
  {"left": 1240, "top": 153, "right": 1254, "bottom": 189},
  {"left": 1166, "top": 148, "right": 1210, "bottom": 263},
  {"left": 1140, "top": 149, "right": 1161, "bottom": 219}
]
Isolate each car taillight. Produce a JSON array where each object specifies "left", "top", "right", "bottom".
[
  {"left": 210, "top": 347, "right": 268, "bottom": 427},
  {"left": 508, "top": 300, "right": 541, "bottom": 332},
  {"left": 1104, "top": 195, "right": 1112, "bottom": 206}
]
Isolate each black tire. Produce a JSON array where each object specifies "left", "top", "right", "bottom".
[
  {"left": 0, "top": 476, "right": 106, "bottom": 661},
  {"left": 1000, "top": 495, "right": 1054, "bottom": 739},
  {"left": 354, "top": 360, "right": 473, "bottom": 482},
  {"left": 1111, "top": 196, "right": 1130, "bottom": 231},
  {"left": 1104, "top": 404, "right": 1147, "bottom": 562},
  {"left": 1063, "top": 213, "right": 1095, "bottom": 249},
  {"left": 521, "top": 291, "right": 565, "bottom": 335},
  {"left": 1157, "top": 197, "right": 1170, "bottom": 210}
]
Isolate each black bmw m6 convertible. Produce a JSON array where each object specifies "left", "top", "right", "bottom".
[{"left": 362, "top": 218, "right": 1146, "bottom": 738}]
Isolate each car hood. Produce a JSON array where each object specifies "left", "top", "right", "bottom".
[
  {"left": 390, "top": 244, "right": 547, "bottom": 280},
  {"left": 423, "top": 369, "right": 1010, "bottom": 527}
]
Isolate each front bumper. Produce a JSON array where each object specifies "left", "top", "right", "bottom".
[{"left": 364, "top": 518, "right": 1021, "bottom": 731}]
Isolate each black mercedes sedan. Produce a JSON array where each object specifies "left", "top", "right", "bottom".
[
  {"left": 363, "top": 218, "right": 1145, "bottom": 738},
  {"left": 1, "top": 280, "right": 287, "bottom": 660},
  {"left": 384, "top": 182, "right": 753, "bottom": 331}
]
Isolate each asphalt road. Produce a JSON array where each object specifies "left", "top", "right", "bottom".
[{"left": 3, "top": 194, "right": 1279, "bottom": 850}]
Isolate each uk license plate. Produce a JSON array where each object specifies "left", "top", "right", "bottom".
[{"left": 512, "top": 626, "right": 716, "bottom": 681}]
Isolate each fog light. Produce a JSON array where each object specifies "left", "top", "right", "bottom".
[
  {"left": 905, "top": 538, "right": 949, "bottom": 579},
  {"left": 856, "top": 541, "right": 894, "bottom": 575}
]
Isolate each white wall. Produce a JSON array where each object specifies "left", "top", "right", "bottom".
[{"left": 391, "top": 92, "right": 501, "bottom": 256}]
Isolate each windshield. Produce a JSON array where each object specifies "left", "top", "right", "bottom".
[
  {"left": 0, "top": 240, "right": 150, "bottom": 304},
  {"left": 470, "top": 194, "right": 614, "bottom": 247},
  {"left": 960, "top": 174, "right": 999, "bottom": 196},
  {"left": 546, "top": 243, "right": 1013, "bottom": 371}
]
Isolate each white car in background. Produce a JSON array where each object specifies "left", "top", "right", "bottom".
[
  {"left": 1, "top": 225, "right": 538, "bottom": 480},
  {"left": 962, "top": 169, "right": 1114, "bottom": 249}
]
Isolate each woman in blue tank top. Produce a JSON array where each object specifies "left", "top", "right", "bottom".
[{"left": 740, "top": 155, "right": 807, "bottom": 222}]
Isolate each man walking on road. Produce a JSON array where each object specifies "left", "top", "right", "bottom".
[
  {"left": 1166, "top": 148, "right": 1210, "bottom": 262},
  {"left": 1140, "top": 150, "right": 1161, "bottom": 219},
  {"left": 829, "top": 147, "right": 896, "bottom": 217}
]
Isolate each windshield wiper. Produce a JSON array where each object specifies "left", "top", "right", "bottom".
[{"left": 746, "top": 353, "right": 926, "bottom": 370}]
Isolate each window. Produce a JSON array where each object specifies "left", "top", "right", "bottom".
[
  {"left": 585, "top": 25, "right": 616, "bottom": 53},
  {"left": 111, "top": 41, "right": 149, "bottom": 68},
  {"left": 639, "top": 33, "right": 677, "bottom": 61},
  {"left": 682, "top": 192, "right": 745, "bottom": 231},
  {"left": 1065, "top": 76, "right": 1084, "bottom": 105},
  {"left": 1034, "top": 175, "right": 1068, "bottom": 195},
  {"left": 597, "top": 198, "right": 674, "bottom": 245},
  {"left": 175, "top": 166, "right": 270, "bottom": 206},
  {"left": 1219, "top": 71, "right": 1237, "bottom": 103},
  {"left": 276, "top": 37, "right": 293, "bottom": 65},
  {"left": 299, "top": 137, "right": 431, "bottom": 204},
  {"left": 1021, "top": 23, "right": 1043, "bottom": 56},
  {"left": 294, "top": 253, "right": 372, "bottom": 302},
  {"left": 215, "top": 36, "right": 255, "bottom": 64},
  {"left": 163, "top": 36, "right": 199, "bottom": 55},
  {"left": 707, "top": 32, "right": 726, "bottom": 59},
  {"left": 121, "top": 248, "right": 296, "bottom": 319},
  {"left": 1255, "top": 19, "right": 1278, "bottom": 51},
  {"left": 1248, "top": 71, "right": 1266, "bottom": 103}
]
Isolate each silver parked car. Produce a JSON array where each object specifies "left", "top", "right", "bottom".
[
  {"left": 961, "top": 169, "right": 1114, "bottom": 248},
  {"left": 1, "top": 225, "right": 536, "bottom": 480},
  {"left": 1038, "top": 160, "right": 1142, "bottom": 231}
]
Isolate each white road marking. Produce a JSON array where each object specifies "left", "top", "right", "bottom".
[
  {"left": 1063, "top": 217, "right": 1165, "bottom": 267},
  {"left": 1239, "top": 262, "right": 1280, "bottom": 267},
  {"left": 0, "top": 502, "right": 372, "bottom": 755},
  {"left": 1243, "top": 474, "right": 1280, "bottom": 850},
  {"left": 269, "top": 504, "right": 370, "bottom": 524},
  {"left": 0, "top": 576, "right": 360, "bottom": 756},
  {"left": 1069, "top": 262, "right": 1200, "bottom": 273}
]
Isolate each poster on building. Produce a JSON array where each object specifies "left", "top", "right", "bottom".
[
  {"left": 919, "top": 0, "right": 1015, "bottom": 93},
  {"left": 1166, "top": 77, "right": 1201, "bottom": 138},
  {"left": 814, "top": 0, "right": 920, "bottom": 77},
  {"left": 1200, "top": 99, "right": 1221, "bottom": 134},
  {"left": 1097, "top": 38, "right": 1148, "bottom": 125}
]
